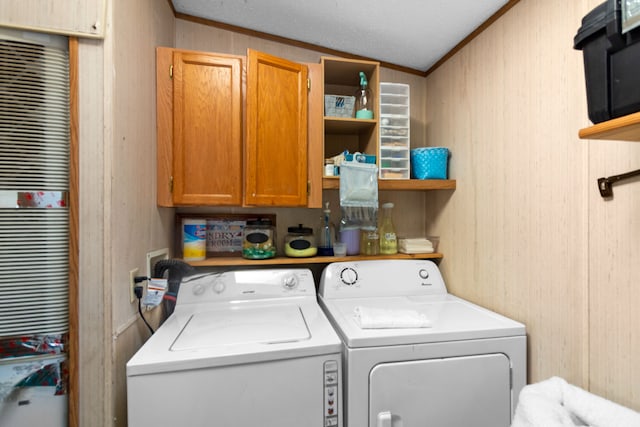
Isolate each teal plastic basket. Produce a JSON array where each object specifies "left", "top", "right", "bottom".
[{"left": 410, "top": 147, "right": 449, "bottom": 179}]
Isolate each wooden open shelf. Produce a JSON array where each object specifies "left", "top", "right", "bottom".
[
  {"left": 324, "top": 117, "right": 376, "bottom": 133},
  {"left": 185, "top": 252, "right": 443, "bottom": 267},
  {"left": 579, "top": 111, "right": 640, "bottom": 141},
  {"left": 322, "top": 177, "right": 456, "bottom": 190}
]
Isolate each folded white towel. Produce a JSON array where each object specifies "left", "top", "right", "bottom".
[
  {"left": 400, "top": 238, "right": 433, "bottom": 245},
  {"left": 353, "top": 306, "right": 432, "bottom": 329},
  {"left": 398, "top": 238, "right": 434, "bottom": 254},
  {"left": 512, "top": 376, "right": 640, "bottom": 427}
]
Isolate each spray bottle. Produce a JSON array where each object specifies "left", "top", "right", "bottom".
[
  {"left": 318, "top": 202, "right": 336, "bottom": 256},
  {"left": 355, "top": 71, "right": 373, "bottom": 119}
]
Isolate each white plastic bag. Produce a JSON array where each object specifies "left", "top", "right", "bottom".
[
  {"left": 339, "top": 154, "right": 378, "bottom": 227},
  {"left": 339, "top": 155, "right": 378, "bottom": 208}
]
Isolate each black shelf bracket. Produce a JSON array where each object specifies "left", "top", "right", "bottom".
[{"left": 597, "top": 168, "right": 640, "bottom": 198}]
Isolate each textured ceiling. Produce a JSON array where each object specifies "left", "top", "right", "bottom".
[{"left": 172, "top": 0, "right": 510, "bottom": 73}]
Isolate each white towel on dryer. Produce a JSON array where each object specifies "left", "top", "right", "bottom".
[
  {"left": 353, "top": 306, "right": 431, "bottom": 329},
  {"left": 511, "top": 376, "right": 640, "bottom": 427}
]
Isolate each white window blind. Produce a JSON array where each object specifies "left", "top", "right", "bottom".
[{"left": 0, "top": 28, "right": 70, "bottom": 336}]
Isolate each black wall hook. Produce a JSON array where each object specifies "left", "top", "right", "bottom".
[{"left": 597, "top": 168, "right": 640, "bottom": 198}]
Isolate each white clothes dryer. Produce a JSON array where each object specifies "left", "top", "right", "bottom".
[
  {"left": 127, "top": 268, "right": 342, "bottom": 427},
  {"left": 318, "top": 259, "right": 526, "bottom": 427}
]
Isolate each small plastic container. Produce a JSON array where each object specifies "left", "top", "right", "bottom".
[
  {"left": 410, "top": 147, "right": 449, "bottom": 180},
  {"left": 573, "top": 0, "right": 640, "bottom": 123},
  {"left": 380, "top": 169, "right": 409, "bottom": 179},
  {"left": 324, "top": 159, "right": 335, "bottom": 177},
  {"left": 339, "top": 227, "right": 360, "bottom": 255},
  {"left": 324, "top": 95, "right": 355, "bottom": 118},
  {"left": 182, "top": 218, "right": 206, "bottom": 261},
  {"left": 285, "top": 224, "right": 317, "bottom": 258},
  {"left": 333, "top": 242, "right": 347, "bottom": 257},
  {"left": 344, "top": 152, "right": 376, "bottom": 164},
  {"left": 242, "top": 218, "right": 276, "bottom": 260},
  {"left": 380, "top": 116, "right": 409, "bottom": 128}
]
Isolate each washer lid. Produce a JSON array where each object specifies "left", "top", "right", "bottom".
[
  {"left": 171, "top": 305, "right": 310, "bottom": 351},
  {"left": 127, "top": 301, "right": 343, "bottom": 376},
  {"left": 320, "top": 294, "right": 525, "bottom": 348}
]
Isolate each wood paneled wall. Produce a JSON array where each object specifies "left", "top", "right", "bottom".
[
  {"left": 71, "top": 0, "right": 176, "bottom": 425},
  {"left": 108, "top": 1, "right": 176, "bottom": 425},
  {"left": 24, "top": 0, "right": 640, "bottom": 424},
  {"left": 425, "top": 0, "right": 640, "bottom": 410},
  {"left": 121, "top": 0, "right": 640, "bottom": 417},
  {"left": 589, "top": 140, "right": 640, "bottom": 407},
  {"left": 76, "top": 37, "right": 108, "bottom": 426}
]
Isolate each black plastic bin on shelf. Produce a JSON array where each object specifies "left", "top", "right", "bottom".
[{"left": 574, "top": 0, "right": 640, "bottom": 123}]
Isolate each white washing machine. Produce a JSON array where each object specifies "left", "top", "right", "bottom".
[
  {"left": 127, "top": 268, "right": 342, "bottom": 427},
  {"left": 318, "top": 259, "right": 526, "bottom": 427}
]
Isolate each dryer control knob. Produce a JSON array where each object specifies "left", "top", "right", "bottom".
[
  {"left": 282, "top": 274, "right": 299, "bottom": 290},
  {"left": 192, "top": 283, "right": 206, "bottom": 296},
  {"left": 212, "top": 280, "right": 226, "bottom": 294},
  {"left": 340, "top": 267, "right": 358, "bottom": 286},
  {"left": 418, "top": 269, "right": 429, "bottom": 279}
]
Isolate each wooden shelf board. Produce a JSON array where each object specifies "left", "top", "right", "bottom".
[
  {"left": 186, "top": 252, "right": 443, "bottom": 267},
  {"left": 322, "top": 177, "right": 456, "bottom": 190},
  {"left": 578, "top": 111, "right": 640, "bottom": 141},
  {"left": 324, "top": 117, "right": 376, "bottom": 133}
]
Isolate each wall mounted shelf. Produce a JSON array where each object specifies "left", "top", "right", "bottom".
[
  {"left": 579, "top": 111, "right": 640, "bottom": 141},
  {"left": 322, "top": 177, "right": 456, "bottom": 190},
  {"left": 324, "top": 117, "right": 376, "bottom": 133},
  {"left": 185, "top": 252, "right": 443, "bottom": 267}
]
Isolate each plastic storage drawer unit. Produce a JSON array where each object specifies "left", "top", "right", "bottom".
[
  {"left": 574, "top": 0, "right": 640, "bottom": 123},
  {"left": 379, "top": 82, "right": 410, "bottom": 179}
]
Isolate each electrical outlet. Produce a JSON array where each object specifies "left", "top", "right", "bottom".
[
  {"left": 129, "top": 268, "right": 139, "bottom": 303},
  {"left": 145, "top": 248, "right": 169, "bottom": 312}
]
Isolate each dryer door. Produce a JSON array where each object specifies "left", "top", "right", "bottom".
[{"left": 369, "top": 353, "right": 511, "bottom": 427}]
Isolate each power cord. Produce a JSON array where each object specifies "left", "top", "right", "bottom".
[{"left": 134, "top": 276, "right": 154, "bottom": 335}]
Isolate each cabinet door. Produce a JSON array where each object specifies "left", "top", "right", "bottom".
[
  {"left": 306, "top": 62, "right": 323, "bottom": 209},
  {"left": 171, "top": 51, "right": 243, "bottom": 205},
  {"left": 245, "top": 49, "right": 308, "bottom": 206}
]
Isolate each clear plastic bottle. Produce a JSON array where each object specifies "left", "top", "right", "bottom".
[{"left": 379, "top": 202, "right": 398, "bottom": 254}]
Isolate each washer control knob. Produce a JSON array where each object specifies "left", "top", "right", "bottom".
[
  {"left": 212, "top": 280, "right": 226, "bottom": 294},
  {"left": 283, "top": 274, "right": 298, "bottom": 290},
  {"left": 340, "top": 267, "right": 358, "bottom": 286},
  {"left": 419, "top": 269, "right": 429, "bottom": 279},
  {"left": 192, "top": 283, "right": 206, "bottom": 296}
]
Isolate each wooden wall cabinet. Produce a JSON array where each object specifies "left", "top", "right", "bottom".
[
  {"left": 320, "top": 56, "right": 457, "bottom": 192},
  {"left": 245, "top": 49, "right": 309, "bottom": 206},
  {"left": 321, "top": 56, "right": 380, "bottom": 167},
  {"left": 157, "top": 47, "right": 322, "bottom": 207},
  {"left": 157, "top": 48, "right": 243, "bottom": 206}
]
